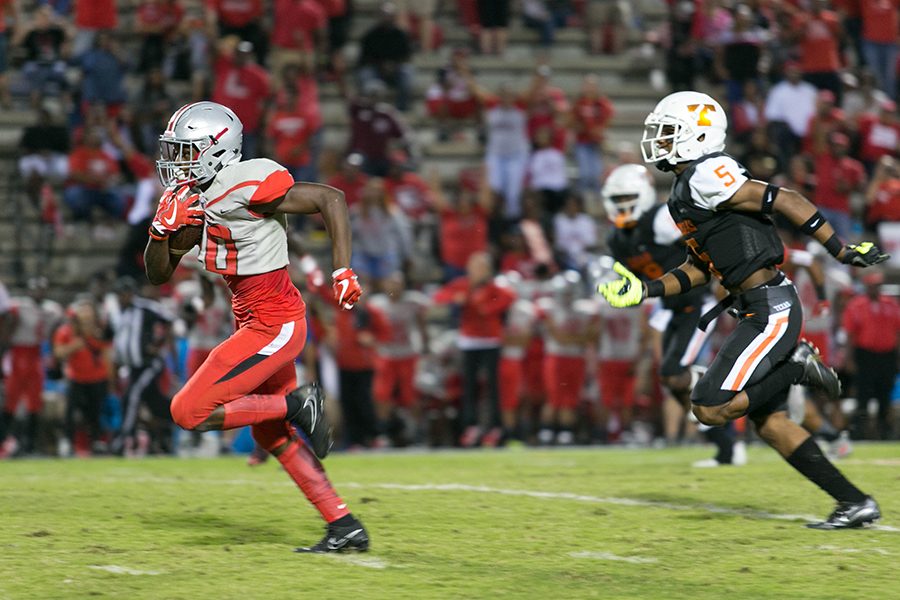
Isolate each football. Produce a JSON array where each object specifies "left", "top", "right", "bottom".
[{"left": 167, "top": 225, "right": 202, "bottom": 255}]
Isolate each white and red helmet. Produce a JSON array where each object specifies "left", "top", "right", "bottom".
[
  {"left": 601, "top": 163, "right": 657, "bottom": 228},
  {"left": 641, "top": 91, "right": 727, "bottom": 168},
  {"left": 157, "top": 102, "right": 243, "bottom": 188}
]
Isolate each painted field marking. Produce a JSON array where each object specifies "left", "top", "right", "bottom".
[
  {"left": 569, "top": 551, "right": 658, "bottom": 564},
  {"left": 88, "top": 565, "right": 161, "bottom": 576},
  {"left": 19, "top": 474, "right": 900, "bottom": 533},
  {"left": 811, "top": 545, "right": 892, "bottom": 555},
  {"left": 325, "top": 555, "right": 391, "bottom": 569},
  {"left": 340, "top": 482, "right": 900, "bottom": 533}
]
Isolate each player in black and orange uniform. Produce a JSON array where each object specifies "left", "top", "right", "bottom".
[
  {"left": 599, "top": 91, "right": 887, "bottom": 529},
  {"left": 602, "top": 164, "right": 738, "bottom": 465}
]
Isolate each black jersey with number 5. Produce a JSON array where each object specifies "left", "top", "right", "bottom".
[
  {"left": 667, "top": 152, "right": 784, "bottom": 289},
  {"left": 607, "top": 203, "right": 707, "bottom": 312}
]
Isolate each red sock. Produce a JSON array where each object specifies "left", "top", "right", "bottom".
[
  {"left": 277, "top": 440, "right": 350, "bottom": 523},
  {"left": 221, "top": 395, "right": 288, "bottom": 429}
]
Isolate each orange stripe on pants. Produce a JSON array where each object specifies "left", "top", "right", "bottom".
[{"left": 727, "top": 317, "right": 787, "bottom": 391}]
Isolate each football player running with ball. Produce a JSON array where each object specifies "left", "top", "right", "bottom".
[
  {"left": 145, "top": 102, "right": 368, "bottom": 552},
  {"left": 598, "top": 91, "right": 887, "bottom": 529}
]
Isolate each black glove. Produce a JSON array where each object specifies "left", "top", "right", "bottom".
[{"left": 841, "top": 242, "right": 890, "bottom": 267}]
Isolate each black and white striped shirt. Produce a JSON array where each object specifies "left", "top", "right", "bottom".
[{"left": 113, "top": 297, "right": 173, "bottom": 368}]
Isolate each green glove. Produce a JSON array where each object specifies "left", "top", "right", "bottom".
[
  {"left": 841, "top": 242, "right": 890, "bottom": 267},
  {"left": 597, "top": 261, "right": 645, "bottom": 308}
]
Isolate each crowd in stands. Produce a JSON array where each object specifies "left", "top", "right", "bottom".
[{"left": 0, "top": 0, "right": 899, "bottom": 458}]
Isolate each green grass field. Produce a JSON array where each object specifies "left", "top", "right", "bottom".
[{"left": 2, "top": 444, "right": 899, "bottom": 600}]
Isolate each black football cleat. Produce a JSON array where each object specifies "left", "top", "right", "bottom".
[
  {"left": 294, "top": 517, "right": 370, "bottom": 553},
  {"left": 806, "top": 497, "right": 881, "bottom": 530},
  {"left": 791, "top": 340, "right": 842, "bottom": 400},
  {"left": 287, "top": 383, "right": 333, "bottom": 459}
]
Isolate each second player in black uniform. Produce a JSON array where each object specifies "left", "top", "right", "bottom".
[{"left": 602, "top": 163, "right": 739, "bottom": 465}]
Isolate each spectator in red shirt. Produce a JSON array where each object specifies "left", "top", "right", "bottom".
[
  {"left": 842, "top": 270, "right": 900, "bottom": 439},
  {"left": 793, "top": 0, "right": 845, "bottom": 103},
  {"left": 432, "top": 167, "right": 492, "bottom": 281},
  {"left": 270, "top": 0, "right": 327, "bottom": 76},
  {"left": 332, "top": 296, "right": 384, "bottom": 448},
  {"left": 570, "top": 75, "right": 614, "bottom": 199},
  {"left": 384, "top": 160, "right": 434, "bottom": 225},
  {"left": 524, "top": 65, "right": 570, "bottom": 151},
  {"left": 72, "top": 0, "right": 117, "bottom": 57},
  {"left": 499, "top": 226, "right": 540, "bottom": 278},
  {"left": 856, "top": 100, "right": 900, "bottom": 171},
  {"left": 63, "top": 127, "right": 123, "bottom": 221},
  {"left": 861, "top": 0, "right": 898, "bottom": 100},
  {"left": 205, "top": 0, "right": 266, "bottom": 64},
  {"left": 211, "top": 38, "right": 270, "bottom": 159},
  {"left": 813, "top": 131, "right": 865, "bottom": 237},
  {"left": 136, "top": 0, "right": 184, "bottom": 72},
  {"left": 433, "top": 252, "right": 516, "bottom": 447},
  {"left": 865, "top": 155, "right": 900, "bottom": 230},
  {"left": 347, "top": 80, "right": 411, "bottom": 176},
  {"left": 804, "top": 90, "right": 848, "bottom": 155},
  {"left": 326, "top": 153, "right": 369, "bottom": 208},
  {"left": 266, "top": 84, "right": 319, "bottom": 182},
  {"left": 425, "top": 47, "right": 481, "bottom": 140},
  {"left": 54, "top": 299, "right": 112, "bottom": 455}
]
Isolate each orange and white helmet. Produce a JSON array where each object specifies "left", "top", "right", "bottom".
[
  {"left": 157, "top": 102, "right": 243, "bottom": 188},
  {"left": 641, "top": 91, "right": 727, "bottom": 168},
  {"left": 601, "top": 163, "right": 657, "bottom": 228}
]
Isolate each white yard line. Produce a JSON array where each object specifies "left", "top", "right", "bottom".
[
  {"left": 88, "top": 565, "right": 161, "bottom": 576},
  {"left": 569, "top": 551, "right": 658, "bottom": 564},
  {"left": 19, "top": 474, "right": 900, "bottom": 532},
  {"left": 324, "top": 555, "right": 392, "bottom": 569},
  {"left": 837, "top": 459, "right": 900, "bottom": 467},
  {"left": 340, "top": 482, "right": 900, "bottom": 533},
  {"left": 811, "top": 545, "right": 892, "bottom": 555}
]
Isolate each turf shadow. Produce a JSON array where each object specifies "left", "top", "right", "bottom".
[{"left": 138, "top": 511, "right": 297, "bottom": 546}]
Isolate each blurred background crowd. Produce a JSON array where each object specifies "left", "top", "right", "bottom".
[{"left": 0, "top": 0, "right": 899, "bottom": 458}]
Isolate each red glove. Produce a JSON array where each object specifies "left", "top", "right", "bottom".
[
  {"left": 149, "top": 185, "right": 204, "bottom": 241},
  {"left": 332, "top": 267, "right": 362, "bottom": 310}
]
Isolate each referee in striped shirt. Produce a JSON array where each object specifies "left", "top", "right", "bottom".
[{"left": 111, "top": 277, "right": 173, "bottom": 455}]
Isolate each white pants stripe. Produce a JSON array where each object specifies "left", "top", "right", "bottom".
[
  {"left": 258, "top": 321, "right": 295, "bottom": 356},
  {"left": 721, "top": 310, "right": 790, "bottom": 391}
]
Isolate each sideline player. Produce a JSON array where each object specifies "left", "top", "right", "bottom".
[
  {"left": 536, "top": 272, "right": 595, "bottom": 445},
  {"left": 367, "top": 272, "right": 429, "bottom": 446},
  {"left": 601, "top": 164, "right": 738, "bottom": 465},
  {"left": 598, "top": 91, "right": 887, "bottom": 529},
  {"left": 145, "top": 101, "right": 368, "bottom": 552}
]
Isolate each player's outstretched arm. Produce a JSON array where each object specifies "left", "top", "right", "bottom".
[
  {"left": 256, "top": 182, "right": 353, "bottom": 270},
  {"left": 257, "top": 182, "right": 362, "bottom": 309},
  {"left": 721, "top": 179, "right": 889, "bottom": 267}
]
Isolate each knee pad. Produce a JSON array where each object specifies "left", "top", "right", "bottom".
[{"left": 169, "top": 392, "right": 205, "bottom": 430}]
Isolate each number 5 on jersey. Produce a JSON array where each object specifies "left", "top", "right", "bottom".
[{"left": 714, "top": 164, "right": 736, "bottom": 187}]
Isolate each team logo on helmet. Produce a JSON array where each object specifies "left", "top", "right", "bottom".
[
  {"left": 641, "top": 91, "right": 727, "bottom": 170},
  {"left": 157, "top": 102, "right": 244, "bottom": 188}
]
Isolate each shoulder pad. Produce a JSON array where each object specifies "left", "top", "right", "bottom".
[{"left": 687, "top": 155, "right": 749, "bottom": 210}]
